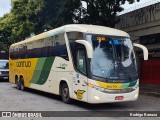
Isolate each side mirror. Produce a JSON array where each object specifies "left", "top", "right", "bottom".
[
  {"left": 133, "top": 43, "right": 148, "bottom": 60},
  {"left": 76, "top": 40, "right": 93, "bottom": 58}
]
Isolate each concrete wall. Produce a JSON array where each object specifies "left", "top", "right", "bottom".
[{"left": 116, "top": 2, "right": 160, "bottom": 43}]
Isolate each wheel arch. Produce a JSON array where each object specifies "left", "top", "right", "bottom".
[
  {"left": 19, "top": 75, "right": 23, "bottom": 80},
  {"left": 59, "top": 80, "right": 72, "bottom": 97},
  {"left": 15, "top": 74, "right": 19, "bottom": 83},
  {"left": 59, "top": 80, "right": 67, "bottom": 95}
]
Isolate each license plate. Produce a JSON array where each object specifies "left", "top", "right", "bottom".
[{"left": 115, "top": 96, "right": 124, "bottom": 100}]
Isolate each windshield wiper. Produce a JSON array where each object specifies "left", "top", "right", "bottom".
[{"left": 92, "top": 74, "right": 109, "bottom": 82}]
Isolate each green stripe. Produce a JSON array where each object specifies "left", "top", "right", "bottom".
[
  {"left": 128, "top": 80, "right": 137, "bottom": 87},
  {"left": 120, "top": 80, "right": 138, "bottom": 89},
  {"left": 30, "top": 58, "right": 46, "bottom": 84},
  {"left": 36, "top": 57, "right": 55, "bottom": 85},
  {"left": 120, "top": 83, "right": 130, "bottom": 89}
]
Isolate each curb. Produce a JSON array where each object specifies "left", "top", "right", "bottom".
[{"left": 140, "top": 91, "right": 160, "bottom": 97}]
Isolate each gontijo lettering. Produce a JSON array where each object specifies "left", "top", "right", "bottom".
[{"left": 16, "top": 61, "right": 31, "bottom": 67}]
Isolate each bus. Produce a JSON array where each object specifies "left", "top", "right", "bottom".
[{"left": 9, "top": 24, "right": 148, "bottom": 104}]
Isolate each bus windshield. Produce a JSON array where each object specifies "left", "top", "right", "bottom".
[{"left": 86, "top": 34, "right": 138, "bottom": 82}]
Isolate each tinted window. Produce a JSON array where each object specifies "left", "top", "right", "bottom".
[
  {"left": 52, "top": 34, "right": 68, "bottom": 60},
  {"left": 10, "top": 34, "right": 68, "bottom": 60}
]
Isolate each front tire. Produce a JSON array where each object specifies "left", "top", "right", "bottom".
[{"left": 61, "top": 83, "right": 71, "bottom": 104}]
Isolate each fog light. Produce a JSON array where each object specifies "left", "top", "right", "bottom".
[
  {"left": 134, "top": 94, "right": 138, "bottom": 98},
  {"left": 94, "top": 95, "right": 100, "bottom": 100}
]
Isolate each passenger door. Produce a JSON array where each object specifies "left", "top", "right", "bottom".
[{"left": 72, "top": 44, "right": 88, "bottom": 102}]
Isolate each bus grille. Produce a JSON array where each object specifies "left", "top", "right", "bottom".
[
  {"left": 102, "top": 88, "right": 135, "bottom": 94},
  {"left": 1, "top": 71, "right": 9, "bottom": 74}
]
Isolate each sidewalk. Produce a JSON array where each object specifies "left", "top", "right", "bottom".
[{"left": 139, "top": 84, "right": 160, "bottom": 97}]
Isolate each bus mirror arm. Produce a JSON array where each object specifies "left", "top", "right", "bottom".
[
  {"left": 133, "top": 43, "right": 148, "bottom": 60},
  {"left": 76, "top": 40, "right": 93, "bottom": 58}
]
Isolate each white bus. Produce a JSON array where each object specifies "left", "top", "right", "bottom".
[{"left": 9, "top": 24, "right": 148, "bottom": 103}]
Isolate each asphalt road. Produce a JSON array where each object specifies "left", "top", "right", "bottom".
[{"left": 0, "top": 81, "right": 159, "bottom": 120}]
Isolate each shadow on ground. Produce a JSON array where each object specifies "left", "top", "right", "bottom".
[
  {"left": 0, "top": 79, "right": 9, "bottom": 82},
  {"left": 10, "top": 84, "right": 132, "bottom": 110}
]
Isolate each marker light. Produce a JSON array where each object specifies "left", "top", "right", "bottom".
[
  {"left": 94, "top": 95, "right": 100, "bottom": 101},
  {"left": 135, "top": 94, "right": 138, "bottom": 98}
]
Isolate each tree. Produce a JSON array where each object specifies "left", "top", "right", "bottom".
[
  {"left": 0, "top": 14, "right": 14, "bottom": 49},
  {"left": 57, "top": 0, "right": 140, "bottom": 27},
  {"left": 10, "top": 0, "right": 45, "bottom": 39},
  {"left": 0, "top": 0, "right": 45, "bottom": 49},
  {"left": 0, "top": 0, "right": 140, "bottom": 50},
  {"left": 32, "top": 0, "right": 60, "bottom": 33},
  {"left": 54, "top": 0, "right": 81, "bottom": 27}
]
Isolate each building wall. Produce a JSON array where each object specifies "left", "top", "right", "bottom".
[{"left": 116, "top": 2, "right": 160, "bottom": 43}]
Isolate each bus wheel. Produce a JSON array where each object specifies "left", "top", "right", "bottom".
[
  {"left": 20, "top": 77, "right": 25, "bottom": 91},
  {"left": 16, "top": 79, "right": 20, "bottom": 90},
  {"left": 61, "top": 83, "right": 71, "bottom": 104}
]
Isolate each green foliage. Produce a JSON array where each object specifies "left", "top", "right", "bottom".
[
  {"left": 72, "top": 0, "right": 140, "bottom": 27},
  {"left": 55, "top": 0, "right": 81, "bottom": 27},
  {"left": 0, "top": 0, "right": 45, "bottom": 49},
  {"left": 37, "top": 0, "right": 60, "bottom": 32},
  {"left": 0, "top": 0, "right": 140, "bottom": 50},
  {"left": 10, "top": 0, "right": 44, "bottom": 39}
]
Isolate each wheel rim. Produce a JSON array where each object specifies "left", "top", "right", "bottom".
[{"left": 63, "top": 87, "right": 69, "bottom": 100}]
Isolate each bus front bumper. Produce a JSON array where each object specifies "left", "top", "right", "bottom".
[{"left": 87, "top": 87, "right": 139, "bottom": 104}]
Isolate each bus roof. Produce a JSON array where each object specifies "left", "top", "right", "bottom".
[
  {"left": 65, "top": 24, "right": 129, "bottom": 36},
  {"left": 10, "top": 24, "right": 129, "bottom": 47}
]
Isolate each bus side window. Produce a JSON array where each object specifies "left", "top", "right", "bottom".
[
  {"left": 42, "top": 39, "right": 48, "bottom": 57},
  {"left": 76, "top": 44, "right": 87, "bottom": 75},
  {"left": 27, "top": 43, "right": 33, "bottom": 58},
  {"left": 53, "top": 34, "right": 69, "bottom": 60},
  {"left": 48, "top": 37, "right": 54, "bottom": 56},
  {"left": 33, "top": 41, "right": 42, "bottom": 58},
  {"left": 10, "top": 48, "right": 14, "bottom": 59},
  {"left": 15, "top": 47, "right": 19, "bottom": 59}
]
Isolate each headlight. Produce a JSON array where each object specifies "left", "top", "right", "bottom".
[
  {"left": 88, "top": 83, "right": 105, "bottom": 92},
  {"left": 94, "top": 95, "right": 100, "bottom": 100},
  {"left": 134, "top": 94, "right": 138, "bottom": 98},
  {"left": 94, "top": 85, "right": 105, "bottom": 92}
]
